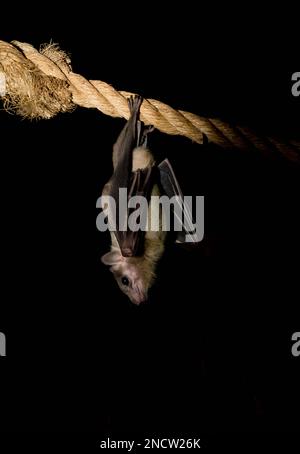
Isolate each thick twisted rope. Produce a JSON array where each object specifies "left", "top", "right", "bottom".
[{"left": 0, "top": 40, "right": 299, "bottom": 163}]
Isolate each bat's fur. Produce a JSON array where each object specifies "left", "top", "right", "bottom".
[{"left": 102, "top": 147, "right": 166, "bottom": 305}]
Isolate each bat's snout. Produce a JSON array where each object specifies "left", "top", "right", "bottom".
[
  {"left": 132, "top": 297, "right": 148, "bottom": 306},
  {"left": 131, "top": 291, "right": 148, "bottom": 306}
]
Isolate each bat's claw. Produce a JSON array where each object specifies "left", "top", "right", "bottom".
[
  {"left": 139, "top": 124, "right": 155, "bottom": 147},
  {"left": 144, "top": 125, "right": 154, "bottom": 134},
  {"left": 128, "top": 95, "right": 143, "bottom": 115}
]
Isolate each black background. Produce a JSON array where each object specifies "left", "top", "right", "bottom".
[{"left": 0, "top": 6, "right": 299, "bottom": 447}]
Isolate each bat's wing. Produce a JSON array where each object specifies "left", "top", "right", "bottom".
[
  {"left": 158, "top": 159, "right": 201, "bottom": 243},
  {"left": 108, "top": 95, "right": 155, "bottom": 257},
  {"left": 114, "top": 166, "right": 155, "bottom": 257},
  {"left": 110, "top": 96, "right": 143, "bottom": 197}
]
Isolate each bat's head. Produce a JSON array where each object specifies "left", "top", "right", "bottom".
[{"left": 101, "top": 249, "right": 153, "bottom": 305}]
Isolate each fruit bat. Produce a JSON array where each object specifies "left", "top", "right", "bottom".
[{"left": 100, "top": 95, "right": 199, "bottom": 305}]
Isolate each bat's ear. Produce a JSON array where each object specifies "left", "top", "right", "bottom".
[{"left": 101, "top": 250, "right": 122, "bottom": 266}]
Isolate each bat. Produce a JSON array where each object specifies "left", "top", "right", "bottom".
[{"left": 100, "top": 95, "right": 199, "bottom": 305}]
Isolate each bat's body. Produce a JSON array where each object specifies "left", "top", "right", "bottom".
[
  {"left": 101, "top": 96, "right": 198, "bottom": 305},
  {"left": 101, "top": 96, "right": 166, "bottom": 305}
]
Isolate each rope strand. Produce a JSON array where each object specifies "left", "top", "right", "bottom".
[{"left": 0, "top": 40, "right": 299, "bottom": 163}]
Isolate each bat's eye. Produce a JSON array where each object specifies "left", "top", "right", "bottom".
[{"left": 121, "top": 276, "right": 129, "bottom": 286}]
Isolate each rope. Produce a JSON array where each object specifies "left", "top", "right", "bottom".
[{"left": 0, "top": 40, "right": 299, "bottom": 163}]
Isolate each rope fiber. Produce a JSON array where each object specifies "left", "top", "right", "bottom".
[{"left": 0, "top": 40, "right": 299, "bottom": 163}]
